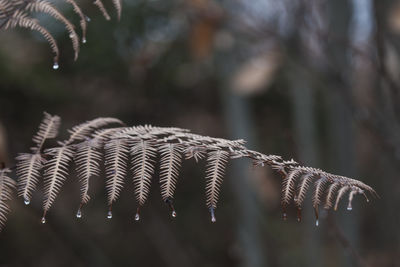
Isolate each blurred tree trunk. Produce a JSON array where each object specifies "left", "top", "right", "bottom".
[
  {"left": 372, "top": 0, "right": 400, "bottom": 249},
  {"left": 325, "top": 1, "right": 359, "bottom": 266},
  {"left": 221, "top": 83, "right": 267, "bottom": 267},
  {"left": 289, "top": 71, "right": 323, "bottom": 267},
  {"left": 325, "top": 90, "right": 359, "bottom": 267}
]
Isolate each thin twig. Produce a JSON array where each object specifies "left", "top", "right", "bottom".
[{"left": 327, "top": 213, "right": 369, "bottom": 267}]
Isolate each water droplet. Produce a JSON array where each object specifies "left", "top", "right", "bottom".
[
  {"left": 53, "top": 62, "right": 59, "bottom": 70},
  {"left": 76, "top": 209, "right": 82, "bottom": 218},
  {"left": 41, "top": 217, "right": 46, "bottom": 224},
  {"left": 24, "top": 197, "right": 30, "bottom": 205},
  {"left": 282, "top": 206, "right": 287, "bottom": 221},
  {"left": 165, "top": 198, "right": 177, "bottom": 218},
  {"left": 209, "top": 207, "right": 216, "bottom": 223},
  {"left": 82, "top": 38, "right": 87, "bottom": 44},
  {"left": 296, "top": 208, "right": 302, "bottom": 222},
  {"left": 134, "top": 213, "right": 140, "bottom": 221},
  {"left": 347, "top": 196, "right": 354, "bottom": 210},
  {"left": 85, "top": 16, "right": 91, "bottom": 22},
  {"left": 69, "top": 33, "right": 74, "bottom": 38},
  {"left": 107, "top": 210, "right": 112, "bottom": 219},
  {"left": 314, "top": 207, "right": 319, "bottom": 226}
]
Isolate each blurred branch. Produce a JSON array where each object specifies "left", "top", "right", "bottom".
[
  {"left": 373, "top": 0, "right": 400, "bottom": 97},
  {"left": 327, "top": 213, "right": 369, "bottom": 267}
]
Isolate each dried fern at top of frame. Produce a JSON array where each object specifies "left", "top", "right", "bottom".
[{"left": 0, "top": 0, "right": 122, "bottom": 68}]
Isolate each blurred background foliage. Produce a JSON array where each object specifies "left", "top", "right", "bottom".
[{"left": 0, "top": 0, "right": 399, "bottom": 266}]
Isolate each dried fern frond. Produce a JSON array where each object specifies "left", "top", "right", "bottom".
[
  {"left": 32, "top": 112, "right": 61, "bottom": 152},
  {"left": 42, "top": 144, "right": 74, "bottom": 221},
  {"left": 159, "top": 143, "right": 183, "bottom": 202},
  {"left": 205, "top": 150, "right": 230, "bottom": 222},
  {"left": 0, "top": 0, "right": 123, "bottom": 65},
  {"left": 282, "top": 167, "right": 303, "bottom": 207},
  {"left": 184, "top": 146, "right": 207, "bottom": 162},
  {"left": 280, "top": 166, "right": 377, "bottom": 223},
  {"left": 75, "top": 139, "right": 102, "bottom": 209},
  {"left": 26, "top": 0, "right": 80, "bottom": 60},
  {"left": 3, "top": 10, "right": 60, "bottom": 64},
  {"left": 115, "top": 125, "right": 190, "bottom": 140},
  {"left": 64, "top": 0, "right": 87, "bottom": 43},
  {"left": 312, "top": 176, "right": 328, "bottom": 208},
  {"left": 16, "top": 153, "right": 45, "bottom": 204},
  {"left": 16, "top": 112, "right": 60, "bottom": 205},
  {"left": 130, "top": 139, "right": 157, "bottom": 207},
  {"left": 324, "top": 182, "right": 340, "bottom": 210},
  {"left": 104, "top": 138, "right": 129, "bottom": 213},
  {"left": 0, "top": 168, "right": 16, "bottom": 231},
  {"left": 295, "top": 172, "right": 314, "bottom": 207},
  {"left": 334, "top": 185, "right": 350, "bottom": 211},
  {"left": 67, "top": 117, "right": 124, "bottom": 144},
  {"left": 93, "top": 0, "right": 110, "bottom": 21},
  {"left": 111, "top": 0, "right": 121, "bottom": 21},
  {"left": 92, "top": 127, "right": 124, "bottom": 144},
  {"left": 2, "top": 114, "right": 376, "bottom": 231},
  {"left": 345, "top": 186, "right": 366, "bottom": 211}
]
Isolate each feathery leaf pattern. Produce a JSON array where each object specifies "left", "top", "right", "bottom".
[
  {"left": 0, "top": 113, "right": 377, "bottom": 231},
  {"left": 0, "top": 169, "right": 16, "bottom": 231},
  {"left": 16, "top": 112, "right": 60, "bottom": 204},
  {"left": 67, "top": 117, "right": 124, "bottom": 144},
  {"left": 205, "top": 150, "right": 229, "bottom": 209},
  {"left": 324, "top": 182, "right": 340, "bottom": 209},
  {"left": 111, "top": 0, "right": 121, "bottom": 20},
  {"left": 282, "top": 168, "right": 303, "bottom": 207},
  {"left": 42, "top": 144, "right": 74, "bottom": 220},
  {"left": 93, "top": 0, "right": 110, "bottom": 21},
  {"left": 295, "top": 172, "right": 314, "bottom": 207},
  {"left": 75, "top": 139, "right": 102, "bottom": 207},
  {"left": 312, "top": 176, "right": 328, "bottom": 208},
  {"left": 334, "top": 186, "right": 350, "bottom": 211},
  {"left": 131, "top": 139, "right": 157, "bottom": 206},
  {"left": 32, "top": 112, "right": 61, "bottom": 152},
  {"left": 0, "top": 0, "right": 123, "bottom": 65},
  {"left": 159, "top": 143, "right": 183, "bottom": 201},
  {"left": 3, "top": 9, "right": 60, "bottom": 64},
  {"left": 64, "top": 0, "right": 87, "bottom": 43},
  {"left": 16, "top": 153, "right": 44, "bottom": 204},
  {"left": 105, "top": 138, "right": 128, "bottom": 208},
  {"left": 26, "top": 0, "right": 80, "bottom": 60}
]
